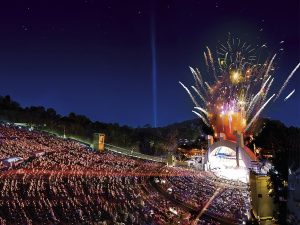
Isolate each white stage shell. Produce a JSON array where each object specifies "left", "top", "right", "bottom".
[{"left": 206, "top": 140, "right": 257, "bottom": 183}]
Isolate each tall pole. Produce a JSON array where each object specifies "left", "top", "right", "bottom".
[
  {"left": 235, "top": 131, "right": 244, "bottom": 168},
  {"left": 236, "top": 146, "right": 239, "bottom": 167}
]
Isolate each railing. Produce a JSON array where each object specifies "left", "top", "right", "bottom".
[
  {"left": 105, "top": 143, "right": 165, "bottom": 163},
  {"left": 27, "top": 125, "right": 166, "bottom": 164}
]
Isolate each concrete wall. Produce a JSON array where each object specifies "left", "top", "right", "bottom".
[{"left": 250, "top": 172, "right": 276, "bottom": 220}]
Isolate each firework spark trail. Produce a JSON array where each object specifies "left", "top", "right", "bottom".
[
  {"left": 262, "top": 54, "right": 276, "bottom": 82},
  {"left": 196, "top": 68, "right": 205, "bottom": 88},
  {"left": 284, "top": 89, "right": 295, "bottom": 101},
  {"left": 204, "top": 52, "right": 209, "bottom": 68},
  {"left": 247, "top": 92, "right": 262, "bottom": 118},
  {"left": 220, "top": 43, "right": 227, "bottom": 51},
  {"left": 245, "top": 44, "right": 251, "bottom": 51},
  {"left": 245, "top": 94, "right": 275, "bottom": 132},
  {"left": 247, "top": 96, "right": 262, "bottom": 120},
  {"left": 261, "top": 75, "right": 272, "bottom": 91},
  {"left": 191, "top": 86, "right": 206, "bottom": 103},
  {"left": 192, "top": 110, "right": 210, "bottom": 126},
  {"left": 224, "top": 52, "right": 228, "bottom": 65},
  {"left": 247, "top": 76, "right": 272, "bottom": 115},
  {"left": 274, "top": 62, "right": 300, "bottom": 101},
  {"left": 190, "top": 66, "right": 203, "bottom": 90},
  {"left": 179, "top": 81, "right": 199, "bottom": 107},
  {"left": 262, "top": 78, "right": 274, "bottom": 102},
  {"left": 204, "top": 82, "right": 211, "bottom": 90},
  {"left": 194, "top": 106, "right": 209, "bottom": 115},
  {"left": 206, "top": 47, "right": 218, "bottom": 80},
  {"left": 189, "top": 66, "right": 198, "bottom": 83},
  {"left": 195, "top": 68, "right": 209, "bottom": 96},
  {"left": 195, "top": 68, "right": 203, "bottom": 79}
]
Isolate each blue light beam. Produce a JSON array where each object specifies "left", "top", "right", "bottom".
[{"left": 150, "top": 14, "right": 157, "bottom": 128}]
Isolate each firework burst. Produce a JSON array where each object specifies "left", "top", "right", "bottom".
[{"left": 180, "top": 34, "right": 299, "bottom": 140}]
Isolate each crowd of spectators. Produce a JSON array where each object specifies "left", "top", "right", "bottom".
[
  {"left": 156, "top": 167, "right": 250, "bottom": 224},
  {"left": 1, "top": 172, "right": 194, "bottom": 224},
  {"left": 0, "top": 123, "right": 82, "bottom": 166},
  {"left": 0, "top": 122, "right": 250, "bottom": 224},
  {"left": 207, "top": 186, "right": 250, "bottom": 222},
  {"left": 156, "top": 172, "right": 217, "bottom": 209}
]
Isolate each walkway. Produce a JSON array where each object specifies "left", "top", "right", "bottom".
[{"left": 105, "top": 143, "right": 165, "bottom": 163}]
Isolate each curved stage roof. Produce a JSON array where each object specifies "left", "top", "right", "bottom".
[
  {"left": 207, "top": 140, "right": 257, "bottom": 182},
  {"left": 209, "top": 139, "right": 256, "bottom": 159}
]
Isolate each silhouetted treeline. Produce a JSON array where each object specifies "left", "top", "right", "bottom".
[
  {"left": 254, "top": 118, "right": 300, "bottom": 224},
  {"left": 255, "top": 118, "right": 300, "bottom": 172},
  {"left": 0, "top": 95, "right": 209, "bottom": 156}
]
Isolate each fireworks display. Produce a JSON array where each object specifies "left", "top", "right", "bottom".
[
  {"left": 284, "top": 89, "right": 295, "bottom": 102},
  {"left": 180, "top": 34, "right": 300, "bottom": 140}
]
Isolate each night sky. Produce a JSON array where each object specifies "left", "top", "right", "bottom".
[{"left": 0, "top": 0, "right": 299, "bottom": 127}]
